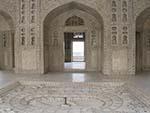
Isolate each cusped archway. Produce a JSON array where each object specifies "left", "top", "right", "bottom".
[
  {"left": 136, "top": 7, "right": 150, "bottom": 73},
  {"left": 43, "top": 2, "right": 104, "bottom": 73},
  {"left": 0, "top": 10, "right": 15, "bottom": 70}
]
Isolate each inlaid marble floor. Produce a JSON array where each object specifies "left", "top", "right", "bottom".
[
  {"left": 0, "top": 81, "right": 150, "bottom": 113},
  {"left": 0, "top": 71, "right": 149, "bottom": 113}
]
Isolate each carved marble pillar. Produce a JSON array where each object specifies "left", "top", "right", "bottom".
[
  {"left": 15, "top": 0, "right": 41, "bottom": 73},
  {"left": 111, "top": 0, "right": 133, "bottom": 74}
]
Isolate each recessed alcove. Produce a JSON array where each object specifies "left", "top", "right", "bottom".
[{"left": 43, "top": 2, "right": 104, "bottom": 73}]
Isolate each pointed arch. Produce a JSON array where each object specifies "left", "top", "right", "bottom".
[
  {"left": 43, "top": 2, "right": 103, "bottom": 28},
  {"left": 136, "top": 7, "right": 150, "bottom": 73},
  {"left": 43, "top": 2, "right": 104, "bottom": 73}
]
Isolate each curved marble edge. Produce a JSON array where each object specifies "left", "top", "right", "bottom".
[
  {"left": 127, "top": 84, "right": 150, "bottom": 110},
  {"left": 0, "top": 81, "right": 20, "bottom": 96}
]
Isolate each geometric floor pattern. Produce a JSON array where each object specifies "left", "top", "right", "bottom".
[{"left": 0, "top": 81, "right": 149, "bottom": 113}]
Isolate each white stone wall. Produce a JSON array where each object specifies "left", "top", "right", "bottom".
[{"left": 0, "top": 0, "right": 149, "bottom": 75}]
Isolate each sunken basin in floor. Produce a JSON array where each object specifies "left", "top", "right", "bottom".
[{"left": 0, "top": 81, "right": 149, "bottom": 113}]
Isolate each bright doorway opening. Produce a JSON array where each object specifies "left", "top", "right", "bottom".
[
  {"left": 73, "top": 41, "right": 84, "bottom": 62},
  {"left": 64, "top": 32, "right": 85, "bottom": 70}
]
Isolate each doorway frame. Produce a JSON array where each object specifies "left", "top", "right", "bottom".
[
  {"left": 136, "top": 31, "right": 144, "bottom": 73},
  {"left": 72, "top": 40, "right": 85, "bottom": 62},
  {"left": 63, "top": 26, "right": 88, "bottom": 71}
]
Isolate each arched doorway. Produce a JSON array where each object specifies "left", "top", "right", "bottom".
[
  {"left": 43, "top": 2, "right": 103, "bottom": 73},
  {"left": 64, "top": 16, "right": 86, "bottom": 70},
  {"left": 136, "top": 7, "right": 150, "bottom": 73},
  {"left": 0, "top": 10, "right": 15, "bottom": 71}
]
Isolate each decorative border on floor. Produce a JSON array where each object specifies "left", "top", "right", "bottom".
[{"left": 0, "top": 80, "right": 150, "bottom": 113}]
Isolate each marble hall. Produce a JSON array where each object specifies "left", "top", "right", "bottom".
[{"left": 0, "top": 0, "right": 150, "bottom": 113}]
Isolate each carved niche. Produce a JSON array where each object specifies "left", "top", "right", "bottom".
[
  {"left": 30, "top": 0, "right": 37, "bottom": 23},
  {"left": 19, "top": 0, "right": 39, "bottom": 46},
  {"left": 147, "top": 38, "right": 150, "bottom": 49},
  {"left": 111, "top": 0, "right": 117, "bottom": 23},
  {"left": 121, "top": 0, "right": 129, "bottom": 46},
  {"left": 111, "top": 26, "right": 118, "bottom": 45},
  {"left": 20, "top": 27, "right": 25, "bottom": 45},
  {"left": 20, "top": 0, "right": 26, "bottom": 24},
  {"left": 122, "top": 35, "right": 128, "bottom": 45},
  {"left": 30, "top": 27, "right": 36, "bottom": 45},
  {"left": 91, "top": 30, "right": 97, "bottom": 48},
  {"left": 146, "top": 33, "right": 150, "bottom": 50},
  {"left": 111, "top": 0, "right": 118, "bottom": 46},
  {"left": 29, "top": 0, "right": 39, "bottom": 46},
  {"left": 19, "top": 0, "right": 26, "bottom": 46},
  {"left": 122, "top": 26, "right": 128, "bottom": 45},
  {"left": 53, "top": 31, "right": 59, "bottom": 47},
  {"left": 122, "top": 0, "right": 128, "bottom": 23},
  {"left": 2, "top": 32, "right": 7, "bottom": 47}
]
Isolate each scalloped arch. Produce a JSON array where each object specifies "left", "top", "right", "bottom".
[{"left": 0, "top": 10, "right": 14, "bottom": 30}]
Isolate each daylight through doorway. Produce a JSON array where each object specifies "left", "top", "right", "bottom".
[
  {"left": 73, "top": 41, "right": 84, "bottom": 62},
  {"left": 64, "top": 32, "right": 85, "bottom": 70}
]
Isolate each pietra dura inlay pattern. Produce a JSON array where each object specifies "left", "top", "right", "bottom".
[{"left": 0, "top": 81, "right": 149, "bottom": 113}]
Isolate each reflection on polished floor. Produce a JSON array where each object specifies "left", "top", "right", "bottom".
[
  {"left": 64, "top": 62, "right": 85, "bottom": 70},
  {"left": 0, "top": 71, "right": 150, "bottom": 94}
]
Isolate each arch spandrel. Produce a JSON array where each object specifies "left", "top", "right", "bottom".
[
  {"left": 136, "top": 7, "right": 150, "bottom": 32},
  {"left": 42, "top": 1, "right": 107, "bottom": 24},
  {"left": 0, "top": 0, "right": 17, "bottom": 28},
  {"left": 0, "top": 10, "right": 14, "bottom": 30},
  {"left": 134, "top": 0, "right": 150, "bottom": 19}
]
